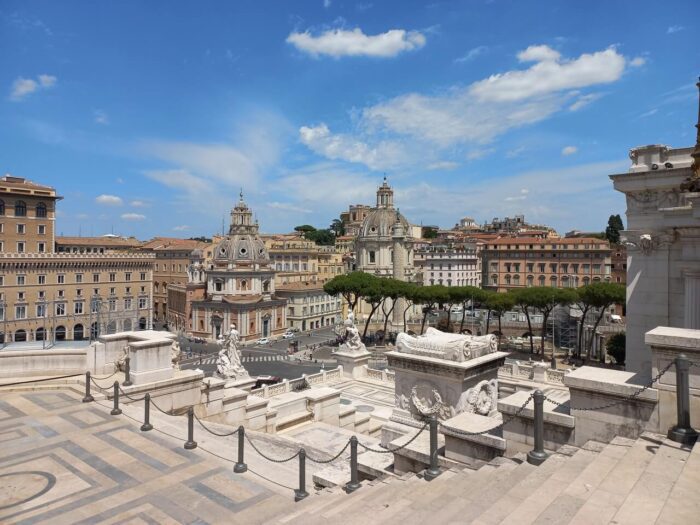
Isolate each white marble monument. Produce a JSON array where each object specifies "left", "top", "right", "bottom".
[{"left": 334, "top": 313, "right": 372, "bottom": 379}]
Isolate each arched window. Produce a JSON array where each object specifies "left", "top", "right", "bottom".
[
  {"left": 505, "top": 275, "right": 511, "bottom": 285},
  {"left": 526, "top": 275, "right": 534, "bottom": 287},
  {"left": 240, "top": 279, "right": 248, "bottom": 291},
  {"left": 55, "top": 326, "right": 67, "bottom": 340},
  {"left": 550, "top": 276, "right": 557, "bottom": 287},
  {"left": 0, "top": 200, "right": 4, "bottom": 215},
  {"left": 513, "top": 275, "right": 520, "bottom": 285},
  {"left": 538, "top": 275, "right": 545, "bottom": 286},
  {"left": 15, "top": 201, "right": 27, "bottom": 217},
  {"left": 73, "top": 324, "right": 85, "bottom": 340},
  {"left": 214, "top": 279, "right": 223, "bottom": 292},
  {"left": 263, "top": 280, "right": 270, "bottom": 293},
  {"left": 36, "top": 202, "right": 47, "bottom": 218}
]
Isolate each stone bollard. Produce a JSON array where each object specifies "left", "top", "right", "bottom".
[
  {"left": 140, "top": 393, "right": 153, "bottom": 432},
  {"left": 294, "top": 449, "right": 309, "bottom": 502},
  {"left": 234, "top": 426, "right": 247, "bottom": 473},
  {"left": 345, "top": 436, "right": 361, "bottom": 493},
  {"left": 123, "top": 356, "right": 133, "bottom": 387},
  {"left": 184, "top": 407, "right": 197, "bottom": 450},
  {"left": 110, "top": 381, "right": 122, "bottom": 415},
  {"left": 527, "top": 390, "right": 549, "bottom": 465},
  {"left": 668, "top": 354, "right": 699, "bottom": 445},
  {"left": 425, "top": 415, "right": 441, "bottom": 481},
  {"left": 82, "top": 371, "right": 94, "bottom": 403}
]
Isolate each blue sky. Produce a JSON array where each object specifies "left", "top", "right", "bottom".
[{"left": 1, "top": 0, "right": 698, "bottom": 239}]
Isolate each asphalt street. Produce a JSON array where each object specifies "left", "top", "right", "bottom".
[{"left": 177, "top": 326, "right": 338, "bottom": 380}]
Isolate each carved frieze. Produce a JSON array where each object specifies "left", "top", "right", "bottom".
[
  {"left": 622, "top": 230, "right": 676, "bottom": 255},
  {"left": 626, "top": 189, "right": 688, "bottom": 213}
]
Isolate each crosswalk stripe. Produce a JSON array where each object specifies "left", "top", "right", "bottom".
[{"left": 184, "top": 354, "right": 293, "bottom": 365}]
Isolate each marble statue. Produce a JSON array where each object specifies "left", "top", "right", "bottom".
[
  {"left": 215, "top": 324, "right": 249, "bottom": 380},
  {"left": 396, "top": 327, "right": 497, "bottom": 362},
  {"left": 171, "top": 340, "right": 182, "bottom": 371},
  {"left": 338, "top": 314, "right": 367, "bottom": 354}
]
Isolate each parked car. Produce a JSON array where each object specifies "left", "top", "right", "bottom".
[
  {"left": 282, "top": 332, "right": 295, "bottom": 339},
  {"left": 254, "top": 375, "right": 281, "bottom": 389},
  {"left": 256, "top": 337, "right": 270, "bottom": 345}
]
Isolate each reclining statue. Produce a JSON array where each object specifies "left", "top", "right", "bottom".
[{"left": 396, "top": 327, "right": 497, "bottom": 362}]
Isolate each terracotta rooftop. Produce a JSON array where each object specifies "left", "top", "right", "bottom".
[
  {"left": 0, "top": 175, "right": 60, "bottom": 198},
  {"left": 140, "top": 237, "right": 209, "bottom": 251},
  {"left": 56, "top": 236, "right": 143, "bottom": 248},
  {"left": 488, "top": 236, "right": 609, "bottom": 246}
]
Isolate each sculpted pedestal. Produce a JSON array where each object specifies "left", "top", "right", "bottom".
[{"left": 334, "top": 348, "right": 372, "bottom": 379}]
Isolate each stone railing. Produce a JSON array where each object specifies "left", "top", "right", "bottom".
[
  {"left": 250, "top": 366, "right": 344, "bottom": 398},
  {"left": 498, "top": 361, "right": 570, "bottom": 386},
  {"left": 546, "top": 368, "right": 567, "bottom": 384},
  {"left": 361, "top": 365, "right": 395, "bottom": 384},
  {"left": 366, "top": 368, "right": 384, "bottom": 382}
]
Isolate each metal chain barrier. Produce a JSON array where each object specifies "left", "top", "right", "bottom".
[
  {"left": 244, "top": 433, "right": 301, "bottom": 463},
  {"left": 306, "top": 438, "right": 352, "bottom": 464},
  {"left": 0, "top": 373, "right": 83, "bottom": 387},
  {"left": 89, "top": 376, "right": 111, "bottom": 393},
  {"left": 149, "top": 398, "right": 176, "bottom": 416},
  {"left": 543, "top": 360, "right": 675, "bottom": 412},
  {"left": 358, "top": 422, "right": 429, "bottom": 454},
  {"left": 193, "top": 413, "right": 240, "bottom": 437},
  {"left": 446, "top": 393, "right": 535, "bottom": 437},
  {"left": 93, "top": 370, "right": 120, "bottom": 381},
  {"left": 117, "top": 385, "right": 147, "bottom": 402}
]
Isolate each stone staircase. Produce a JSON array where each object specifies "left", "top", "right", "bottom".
[{"left": 273, "top": 433, "right": 699, "bottom": 525}]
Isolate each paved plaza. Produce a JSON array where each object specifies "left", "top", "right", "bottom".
[{"left": 0, "top": 389, "right": 305, "bottom": 524}]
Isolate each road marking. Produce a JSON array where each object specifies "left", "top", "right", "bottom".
[{"left": 190, "top": 355, "right": 292, "bottom": 365}]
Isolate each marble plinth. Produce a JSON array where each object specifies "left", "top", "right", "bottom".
[{"left": 334, "top": 349, "right": 372, "bottom": 379}]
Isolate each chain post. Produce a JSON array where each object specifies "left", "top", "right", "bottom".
[
  {"left": 294, "top": 448, "right": 309, "bottom": 502},
  {"left": 527, "top": 390, "right": 548, "bottom": 466},
  {"left": 668, "top": 354, "right": 699, "bottom": 445},
  {"left": 82, "top": 371, "right": 94, "bottom": 403},
  {"left": 234, "top": 426, "right": 247, "bottom": 473},
  {"left": 424, "top": 415, "right": 441, "bottom": 480},
  {"left": 110, "top": 381, "right": 122, "bottom": 415},
  {"left": 123, "top": 356, "right": 132, "bottom": 387},
  {"left": 184, "top": 407, "right": 197, "bottom": 450},
  {"left": 140, "top": 393, "right": 153, "bottom": 432},
  {"left": 345, "top": 437, "right": 361, "bottom": 493}
]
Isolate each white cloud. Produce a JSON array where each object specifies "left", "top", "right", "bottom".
[
  {"left": 471, "top": 46, "right": 625, "bottom": 102},
  {"left": 9, "top": 74, "right": 56, "bottom": 101},
  {"left": 638, "top": 108, "right": 658, "bottom": 118},
  {"left": 95, "top": 194, "right": 123, "bottom": 206},
  {"left": 172, "top": 225, "right": 190, "bottom": 231},
  {"left": 323, "top": 0, "right": 331, "bottom": 7},
  {"left": 667, "top": 25, "right": 684, "bottom": 34},
  {"left": 268, "top": 202, "right": 313, "bottom": 214},
  {"left": 94, "top": 110, "right": 109, "bottom": 125},
  {"left": 454, "top": 45, "right": 487, "bottom": 63},
  {"left": 121, "top": 213, "right": 146, "bottom": 221},
  {"left": 130, "top": 200, "right": 147, "bottom": 207},
  {"left": 506, "top": 146, "right": 526, "bottom": 158},
  {"left": 300, "top": 44, "right": 632, "bottom": 169},
  {"left": 517, "top": 44, "right": 561, "bottom": 63},
  {"left": 466, "top": 148, "right": 496, "bottom": 160},
  {"left": 561, "top": 146, "right": 578, "bottom": 156},
  {"left": 629, "top": 56, "right": 646, "bottom": 67},
  {"left": 569, "top": 93, "right": 603, "bottom": 111},
  {"left": 299, "top": 123, "right": 407, "bottom": 170},
  {"left": 38, "top": 74, "right": 56, "bottom": 88},
  {"left": 286, "top": 27, "right": 426, "bottom": 58},
  {"left": 427, "top": 161, "right": 459, "bottom": 170}
]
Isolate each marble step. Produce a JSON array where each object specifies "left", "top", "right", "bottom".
[
  {"left": 656, "top": 436, "right": 700, "bottom": 524},
  {"left": 567, "top": 435, "right": 660, "bottom": 525},
  {"left": 610, "top": 433, "right": 692, "bottom": 524}
]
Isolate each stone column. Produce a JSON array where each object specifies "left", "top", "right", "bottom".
[{"left": 684, "top": 271, "right": 700, "bottom": 330}]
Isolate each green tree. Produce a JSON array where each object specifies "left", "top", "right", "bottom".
[
  {"left": 606, "top": 332, "right": 626, "bottom": 365},
  {"left": 510, "top": 288, "right": 539, "bottom": 354},
  {"left": 451, "top": 286, "right": 490, "bottom": 334},
  {"left": 422, "top": 227, "right": 439, "bottom": 239},
  {"left": 323, "top": 272, "right": 376, "bottom": 313},
  {"left": 486, "top": 293, "right": 515, "bottom": 347},
  {"left": 573, "top": 282, "right": 622, "bottom": 359},
  {"left": 399, "top": 282, "right": 419, "bottom": 332},
  {"left": 414, "top": 285, "right": 449, "bottom": 334},
  {"left": 294, "top": 224, "right": 316, "bottom": 234},
  {"left": 330, "top": 219, "right": 345, "bottom": 237},
  {"left": 305, "top": 229, "right": 335, "bottom": 245},
  {"left": 378, "top": 278, "right": 403, "bottom": 341},
  {"left": 584, "top": 283, "right": 626, "bottom": 361},
  {"left": 605, "top": 214, "right": 624, "bottom": 244}
]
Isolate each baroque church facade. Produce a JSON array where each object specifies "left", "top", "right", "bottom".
[{"left": 167, "top": 193, "right": 287, "bottom": 341}]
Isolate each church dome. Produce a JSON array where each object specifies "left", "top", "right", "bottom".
[
  {"left": 213, "top": 191, "right": 269, "bottom": 265},
  {"left": 357, "top": 177, "right": 411, "bottom": 239}
]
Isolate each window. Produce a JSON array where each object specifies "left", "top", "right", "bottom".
[
  {"left": 17, "top": 291, "right": 25, "bottom": 300},
  {"left": 58, "top": 290, "right": 64, "bottom": 298},
  {"left": 124, "top": 298, "right": 132, "bottom": 310},
  {"left": 0, "top": 200, "right": 4, "bottom": 215},
  {"left": 14, "top": 201, "right": 26, "bottom": 217},
  {"left": 125, "top": 272, "right": 131, "bottom": 281},
  {"left": 140, "top": 272, "right": 146, "bottom": 280},
  {"left": 36, "top": 203, "right": 47, "bottom": 217},
  {"left": 76, "top": 288, "right": 82, "bottom": 297},
  {"left": 140, "top": 286, "right": 145, "bottom": 293},
  {"left": 93, "top": 273, "right": 100, "bottom": 283},
  {"left": 91, "top": 299, "right": 100, "bottom": 313},
  {"left": 15, "top": 305, "right": 26, "bottom": 320},
  {"left": 38, "top": 224, "right": 46, "bottom": 235},
  {"left": 17, "top": 241, "right": 25, "bottom": 253},
  {"left": 75, "top": 273, "right": 83, "bottom": 283},
  {"left": 109, "top": 272, "right": 117, "bottom": 282},
  {"left": 17, "top": 224, "right": 25, "bottom": 234},
  {"left": 125, "top": 287, "right": 130, "bottom": 294},
  {"left": 17, "top": 275, "right": 25, "bottom": 285},
  {"left": 57, "top": 274, "right": 65, "bottom": 284},
  {"left": 369, "top": 251, "right": 376, "bottom": 264},
  {"left": 38, "top": 291, "right": 45, "bottom": 299},
  {"left": 74, "top": 302, "right": 84, "bottom": 314},
  {"left": 36, "top": 304, "right": 46, "bottom": 317},
  {"left": 37, "top": 242, "right": 46, "bottom": 253},
  {"left": 138, "top": 297, "right": 147, "bottom": 309},
  {"left": 38, "top": 275, "right": 46, "bottom": 285},
  {"left": 110, "top": 287, "right": 116, "bottom": 295},
  {"left": 55, "top": 303, "right": 66, "bottom": 316},
  {"left": 109, "top": 299, "right": 116, "bottom": 311}
]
